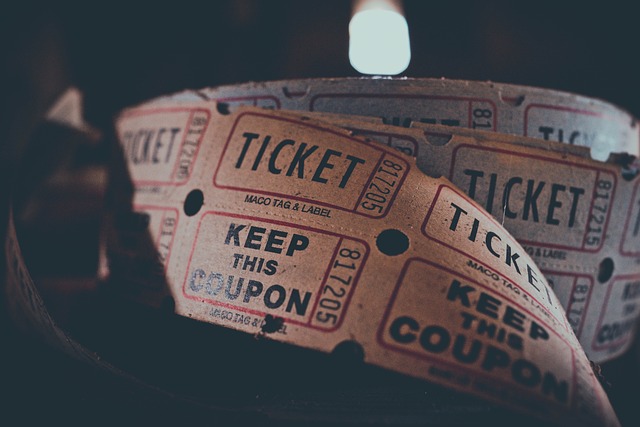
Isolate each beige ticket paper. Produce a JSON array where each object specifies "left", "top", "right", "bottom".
[
  {"left": 108, "top": 101, "right": 619, "bottom": 426},
  {"left": 151, "top": 78, "right": 639, "bottom": 158},
  {"left": 283, "top": 111, "right": 639, "bottom": 363}
]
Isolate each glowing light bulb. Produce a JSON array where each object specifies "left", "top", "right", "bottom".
[{"left": 349, "top": 0, "right": 411, "bottom": 75}]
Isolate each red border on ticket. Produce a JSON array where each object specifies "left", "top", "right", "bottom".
[
  {"left": 620, "top": 178, "right": 640, "bottom": 256},
  {"left": 376, "top": 257, "right": 577, "bottom": 410},
  {"left": 212, "top": 111, "right": 410, "bottom": 219},
  {"left": 524, "top": 102, "right": 640, "bottom": 158},
  {"left": 591, "top": 273, "right": 640, "bottom": 352},
  {"left": 309, "top": 93, "right": 498, "bottom": 130},
  {"left": 541, "top": 270, "right": 594, "bottom": 339},
  {"left": 215, "top": 95, "right": 281, "bottom": 108},
  {"left": 348, "top": 128, "right": 420, "bottom": 157},
  {"left": 421, "top": 184, "right": 567, "bottom": 329},
  {"left": 449, "top": 144, "right": 616, "bottom": 253},
  {"left": 132, "top": 205, "right": 179, "bottom": 273},
  {"left": 116, "top": 205, "right": 179, "bottom": 290},
  {"left": 181, "top": 210, "right": 370, "bottom": 333},
  {"left": 522, "top": 102, "right": 640, "bottom": 136},
  {"left": 119, "top": 107, "right": 211, "bottom": 187},
  {"left": 523, "top": 104, "right": 602, "bottom": 139}
]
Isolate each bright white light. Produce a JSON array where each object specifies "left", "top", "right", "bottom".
[{"left": 349, "top": 7, "right": 411, "bottom": 75}]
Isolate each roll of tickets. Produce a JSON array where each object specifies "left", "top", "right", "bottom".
[
  {"left": 106, "top": 98, "right": 622, "bottom": 426},
  {"left": 137, "top": 78, "right": 640, "bottom": 363},
  {"left": 152, "top": 78, "right": 639, "bottom": 159},
  {"left": 287, "top": 111, "right": 640, "bottom": 364}
]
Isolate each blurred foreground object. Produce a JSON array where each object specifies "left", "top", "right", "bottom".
[{"left": 349, "top": 0, "right": 411, "bottom": 75}]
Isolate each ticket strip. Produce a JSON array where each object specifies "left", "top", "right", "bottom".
[
  {"left": 149, "top": 78, "right": 640, "bottom": 364},
  {"left": 283, "top": 112, "right": 640, "bottom": 364},
  {"left": 6, "top": 79, "right": 640, "bottom": 426},
  {"left": 159, "top": 78, "right": 639, "bottom": 158}
]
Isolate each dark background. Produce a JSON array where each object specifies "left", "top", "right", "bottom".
[
  {"left": 4, "top": 1, "right": 640, "bottom": 133},
  {"left": 2, "top": 1, "right": 639, "bottom": 425}
]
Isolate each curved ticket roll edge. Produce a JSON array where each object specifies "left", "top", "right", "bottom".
[
  {"left": 279, "top": 109, "right": 640, "bottom": 364},
  {"left": 106, "top": 101, "right": 620, "bottom": 426},
  {"left": 150, "top": 78, "right": 639, "bottom": 159}
]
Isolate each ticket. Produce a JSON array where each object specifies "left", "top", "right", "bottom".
[
  {"left": 273, "top": 110, "right": 639, "bottom": 363},
  {"left": 151, "top": 78, "right": 639, "bottom": 159},
  {"left": 103, "top": 101, "right": 620, "bottom": 426}
]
